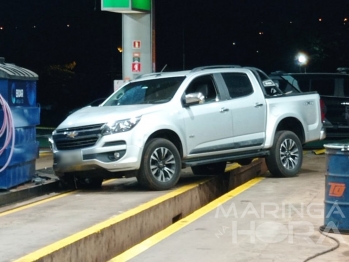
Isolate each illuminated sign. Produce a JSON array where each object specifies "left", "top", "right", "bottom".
[{"left": 101, "top": 0, "right": 151, "bottom": 13}]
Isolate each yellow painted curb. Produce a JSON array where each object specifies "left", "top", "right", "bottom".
[
  {"left": 14, "top": 179, "right": 210, "bottom": 262},
  {"left": 110, "top": 177, "right": 264, "bottom": 261},
  {"left": 313, "top": 149, "right": 325, "bottom": 155}
]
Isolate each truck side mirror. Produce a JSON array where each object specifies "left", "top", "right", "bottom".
[{"left": 182, "top": 92, "right": 205, "bottom": 107}]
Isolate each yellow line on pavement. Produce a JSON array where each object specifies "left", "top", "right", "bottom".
[
  {"left": 110, "top": 177, "right": 264, "bottom": 262},
  {"left": 313, "top": 149, "right": 325, "bottom": 155},
  {"left": 39, "top": 151, "right": 52, "bottom": 157},
  {"left": 0, "top": 191, "right": 77, "bottom": 217},
  {"left": 1, "top": 180, "right": 128, "bottom": 217},
  {"left": 14, "top": 179, "right": 210, "bottom": 262}
]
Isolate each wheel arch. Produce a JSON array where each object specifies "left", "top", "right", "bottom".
[
  {"left": 146, "top": 129, "right": 183, "bottom": 158},
  {"left": 275, "top": 117, "right": 305, "bottom": 144}
]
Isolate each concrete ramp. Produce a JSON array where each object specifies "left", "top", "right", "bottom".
[{"left": 16, "top": 159, "right": 267, "bottom": 262}]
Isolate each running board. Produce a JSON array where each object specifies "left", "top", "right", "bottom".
[{"left": 182, "top": 150, "right": 269, "bottom": 167}]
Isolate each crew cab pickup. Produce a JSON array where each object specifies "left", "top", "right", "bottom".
[{"left": 50, "top": 65, "right": 326, "bottom": 190}]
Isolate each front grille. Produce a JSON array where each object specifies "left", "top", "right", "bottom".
[{"left": 53, "top": 123, "right": 105, "bottom": 150}]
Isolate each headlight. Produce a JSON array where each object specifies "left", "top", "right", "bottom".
[{"left": 101, "top": 116, "right": 141, "bottom": 135}]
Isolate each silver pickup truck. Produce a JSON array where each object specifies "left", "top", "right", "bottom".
[{"left": 50, "top": 65, "right": 326, "bottom": 190}]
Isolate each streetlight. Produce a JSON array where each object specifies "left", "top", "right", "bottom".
[{"left": 297, "top": 53, "right": 308, "bottom": 73}]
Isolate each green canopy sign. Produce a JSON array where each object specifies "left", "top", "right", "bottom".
[{"left": 102, "top": 0, "right": 151, "bottom": 13}]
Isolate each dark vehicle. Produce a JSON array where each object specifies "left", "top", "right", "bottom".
[{"left": 270, "top": 69, "right": 349, "bottom": 138}]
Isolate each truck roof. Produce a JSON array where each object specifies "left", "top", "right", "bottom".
[{"left": 136, "top": 65, "right": 245, "bottom": 78}]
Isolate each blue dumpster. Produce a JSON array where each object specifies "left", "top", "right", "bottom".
[
  {"left": 320, "top": 143, "right": 349, "bottom": 234},
  {"left": 0, "top": 57, "right": 40, "bottom": 189}
]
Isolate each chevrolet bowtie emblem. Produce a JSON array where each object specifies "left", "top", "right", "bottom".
[{"left": 65, "top": 131, "right": 79, "bottom": 138}]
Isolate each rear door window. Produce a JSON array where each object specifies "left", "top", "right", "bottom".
[{"left": 221, "top": 73, "right": 253, "bottom": 98}]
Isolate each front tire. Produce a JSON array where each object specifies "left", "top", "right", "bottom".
[
  {"left": 58, "top": 173, "right": 76, "bottom": 190},
  {"left": 76, "top": 177, "right": 103, "bottom": 189},
  {"left": 266, "top": 131, "right": 303, "bottom": 177},
  {"left": 57, "top": 172, "right": 103, "bottom": 190},
  {"left": 137, "top": 138, "right": 181, "bottom": 190}
]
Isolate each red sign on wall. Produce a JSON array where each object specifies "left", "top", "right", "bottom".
[
  {"left": 133, "top": 40, "right": 141, "bottom": 49},
  {"left": 132, "top": 62, "right": 141, "bottom": 72}
]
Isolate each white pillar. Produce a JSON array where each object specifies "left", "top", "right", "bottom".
[{"left": 122, "top": 13, "right": 152, "bottom": 80}]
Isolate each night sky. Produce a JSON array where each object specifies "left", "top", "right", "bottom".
[
  {"left": 0, "top": 0, "right": 349, "bottom": 125},
  {"left": 155, "top": 0, "right": 349, "bottom": 72}
]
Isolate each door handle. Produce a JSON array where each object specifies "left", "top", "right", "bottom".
[
  {"left": 255, "top": 103, "right": 264, "bottom": 108},
  {"left": 220, "top": 107, "right": 229, "bottom": 112}
]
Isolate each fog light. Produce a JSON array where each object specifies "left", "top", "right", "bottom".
[{"left": 108, "top": 150, "right": 126, "bottom": 161}]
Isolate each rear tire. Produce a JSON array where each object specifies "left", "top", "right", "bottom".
[
  {"left": 266, "top": 131, "right": 303, "bottom": 177},
  {"left": 137, "top": 138, "right": 181, "bottom": 190},
  {"left": 191, "top": 162, "right": 226, "bottom": 176}
]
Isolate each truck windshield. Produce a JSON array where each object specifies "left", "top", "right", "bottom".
[{"left": 103, "top": 77, "right": 185, "bottom": 106}]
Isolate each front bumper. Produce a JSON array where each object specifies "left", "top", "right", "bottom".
[{"left": 52, "top": 133, "right": 143, "bottom": 175}]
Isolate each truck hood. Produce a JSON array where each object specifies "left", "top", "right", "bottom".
[{"left": 56, "top": 105, "right": 160, "bottom": 129}]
